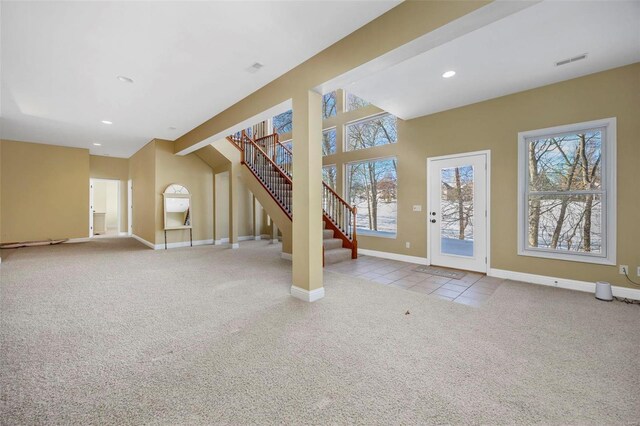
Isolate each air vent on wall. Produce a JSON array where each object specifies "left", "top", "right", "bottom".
[{"left": 555, "top": 53, "right": 588, "bottom": 67}]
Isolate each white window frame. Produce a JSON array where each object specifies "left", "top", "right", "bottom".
[
  {"left": 344, "top": 113, "right": 397, "bottom": 152},
  {"left": 517, "top": 118, "right": 616, "bottom": 265},
  {"left": 346, "top": 156, "right": 398, "bottom": 239}
]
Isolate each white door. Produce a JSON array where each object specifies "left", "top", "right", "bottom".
[{"left": 428, "top": 152, "right": 489, "bottom": 273}]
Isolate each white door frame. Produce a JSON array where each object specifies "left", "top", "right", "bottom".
[
  {"left": 128, "top": 179, "right": 133, "bottom": 236},
  {"left": 426, "top": 150, "right": 491, "bottom": 273},
  {"left": 89, "top": 178, "right": 121, "bottom": 237}
]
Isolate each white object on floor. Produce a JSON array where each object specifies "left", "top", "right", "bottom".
[{"left": 595, "top": 281, "right": 613, "bottom": 301}]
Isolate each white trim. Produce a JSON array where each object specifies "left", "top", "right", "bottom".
[
  {"left": 358, "top": 248, "right": 428, "bottom": 265},
  {"left": 255, "top": 236, "right": 262, "bottom": 241},
  {"left": 281, "top": 252, "right": 292, "bottom": 261},
  {"left": 118, "top": 232, "right": 128, "bottom": 237},
  {"left": 271, "top": 239, "right": 280, "bottom": 244},
  {"left": 230, "top": 243, "right": 240, "bottom": 249},
  {"left": 132, "top": 234, "right": 155, "bottom": 249},
  {"left": 517, "top": 118, "right": 616, "bottom": 265},
  {"left": 160, "top": 239, "right": 214, "bottom": 250},
  {"left": 290, "top": 285, "right": 325, "bottom": 302},
  {"left": 488, "top": 268, "right": 640, "bottom": 301},
  {"left": 215, "top": 236, "right": 254, "bottom": 245},
  {"left": 65, "top": 237, "right": 91, "bottom": 243}
]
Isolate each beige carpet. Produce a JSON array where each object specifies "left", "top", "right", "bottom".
[{"left": 1, "top": 238, "right": 639, "bottom": 425}]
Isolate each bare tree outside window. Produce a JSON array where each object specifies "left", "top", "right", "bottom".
[
  {"left": 346, "top": 113, "right": 397, "bottom": 151},
  {"left": 345, "top": 92, "right": 371, "bottom": 111},
  {"left": 322, "top": 165, "right": 337, "bottom": 189},
  {"left": 526, "top": 129, "right": 603, "bottom": 254},
  {"left": 322, "top": 128, "right": 336, "bottom": 156},
  {"left": 323, "top": 92, "right": 337, "bottom": 119},
  {"left": 347, "top": 158, "right": 397, "bottom": 235},
  {"left": 273, "top": 110, "right": 292, "bottom": 134}
]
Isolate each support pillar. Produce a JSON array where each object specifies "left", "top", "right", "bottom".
[
  {"left": 271, "top": 222, "right": 279, "bottom": 244},
  {"left": 228, "top": 163, "right": 239, "bottom": 249},
  {"left": 291, "top": 90, "right": 324, "bottom": 302}
]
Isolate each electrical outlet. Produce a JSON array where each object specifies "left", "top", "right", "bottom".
[
  {"left": 406, "top": 242, "right": 411, "bottom": 249},
  {"left": 412, "top": 205, "right": 422, "bottom": 212},
  {"left": 619, "top": 265, "right": 629, "bottom": 275}
]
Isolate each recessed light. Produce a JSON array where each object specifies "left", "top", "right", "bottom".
[
  {"left": 93, "top": 143, "right": 102, "bottom": 146},
  {"left": 168, "top": 126, "right": 177, "bottom": 130},
  {"left": 117, "top": 75, "right": 134, "bottom": 83},
  {"left": 101, "top": 120, "right": 112, "bottom": 125},
  {"left": 442, "top": 70, "right": 456, "bottom": 79}
]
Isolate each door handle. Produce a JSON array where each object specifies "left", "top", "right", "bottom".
[{"left": 430, "top": 219, "right": 436, "bottom": 223}]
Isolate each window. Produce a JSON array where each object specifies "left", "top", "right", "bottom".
[
  {"left": 322, "top": 92, "right": 337, "bottom": 119},
  {"left": 347, "top": 157, "right": 397, "bottom": 237},
  {"left": 322, "top": 128, "right": 336, "bottom": 156},
  {"left": 518, "top": 118, "right": 616, "bottom": 264},
  {"left": 322, "top": 165, "right": 337, "bottom": 189},
  {"left": 345, "top": 92, "right": 370, "bottom": 111},
  {"left": 273, "top": 110, "right": 292, "bottom": 134},
  {"left": 346, "top": 113, "right": 397, "bottom": 151}
]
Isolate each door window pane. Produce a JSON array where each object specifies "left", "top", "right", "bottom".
[{"left": 440, "top": 165, "right": 474, "bottom": 257}]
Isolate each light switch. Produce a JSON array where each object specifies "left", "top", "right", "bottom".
[{"left": 412, "top": 205, "right": 422, "bottom": 212}]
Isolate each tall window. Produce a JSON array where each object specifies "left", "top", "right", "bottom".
[
  {"left": 322, "top": 128, "right": 336, "bottom": 156},
  {"left": 347, "top": 157, "right": 397, "bottom": 237},
  {"left": 518, "top": 118, "right": 616, "bottom": 264},
  {"left": 345, "top": 92, "right": 371, "bottom": 111},
  {"left": 322, "top": 165, "right": 337, "bottom": 189},
  {"left": 323, "top": 92, "right": 337, "bottom": 119},
  {"left": 273, "top": 110, "right": 292, "bottom": 134},
  {"left": 346, "top": 113, "right": 397, "bottom": 151}
]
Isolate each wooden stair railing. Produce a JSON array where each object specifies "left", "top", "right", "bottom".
[
  {"left": 226, "top": 126, "right": 357, "bottom": 259},
  {"left": 239, "top": 131, "right": 293, "bottom": 218}
]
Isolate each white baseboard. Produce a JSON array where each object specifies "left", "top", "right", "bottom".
[
  {"left": 159, "top": 239, "right": 213, "bottom": 250},
  {"left": 230, "top": 243, "right": 239, "bottom": 249},
  {"left": 132, "top": 234, "right": 155, "bottom": 249},
  {"left": 271, "top": 239, "right": 280, "bottom": 244},
  {"left": 132, "top": 234, "right": 214, "bottom": 250},
  {"left": 290, "top": 285, "right": 325, "bottom": 302},
  {"left": 255, "top": 236, "right": 262, "bottom": 241},
  {"left": 281, "top": 252, "right": 292, "bottom": 261},
  {"left": 489, "top": 268, "right": 640, "bottom": 301},
  {"left": 65, "top": 237, "right": 91, "bottom": 244},
  {"left": 215, "top": 236, "right": 253, "bottom": 245},
  {"left": 358, "top": 248, "right": 429, "bottom": 265},
  {"left": 118, "top": 232, "right": 128, "bottom": 236}
]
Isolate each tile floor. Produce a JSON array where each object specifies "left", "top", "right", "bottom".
[{"left": 325, "top": 255, "right": 504, "bottom": 307}]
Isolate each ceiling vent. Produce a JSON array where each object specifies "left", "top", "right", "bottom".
[
  {"left": 555, "top": 53, "right": 588, "bottom": 67},
  {"left": 246, "top": 62, "right": 264, "bottom": 74}
]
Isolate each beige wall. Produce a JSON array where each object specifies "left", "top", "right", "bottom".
[
  {"left": 214, "top": 171, "right": 230, "bottom": 240},
  {"left": 90, "top": 155, "right": 129, "bottom": 233},
  {"left": 129, "top": 140, "right": 156, "bottom": 244},
  {"left": 154, "top": 139, "right": 213, "bottom": 244},
  {"left": 0, "top": 140, "right": 90, "bottom": 242},
  {"left": 324, "top": 64, "right": 640, "bottom": 289}
]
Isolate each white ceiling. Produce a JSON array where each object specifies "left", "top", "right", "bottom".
[
  {"left": 348, "top": 0, "right": 640, "bottom": 120},
  {"left": 0, "top": 0, "right": 399, "bottom": 157}
]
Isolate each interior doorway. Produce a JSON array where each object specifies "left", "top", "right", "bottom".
[
  {"left": 427, "top": 151, "right": 490, "bottom": 273},
  {"left": 90, "top": 179, "right": 120, "bottom": 237}
]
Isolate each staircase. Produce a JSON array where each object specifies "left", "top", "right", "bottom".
[{"left": 227, "top": 127, "right": 357, "bottom": 265}]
